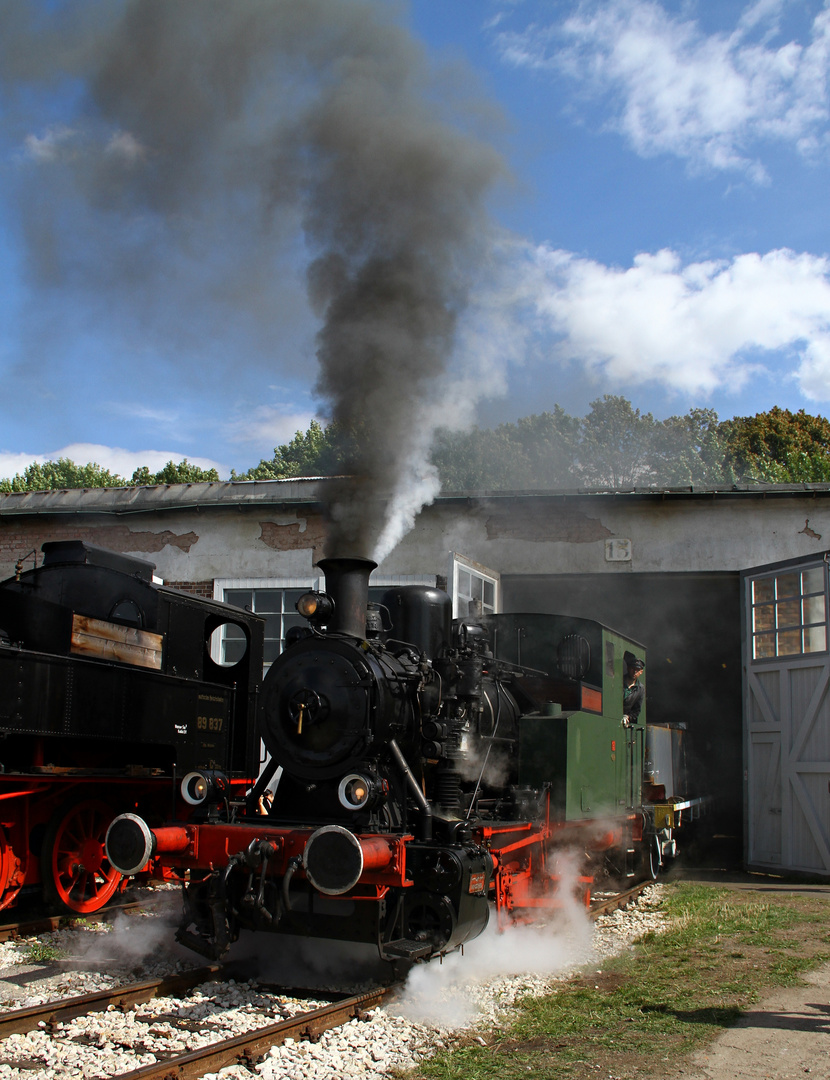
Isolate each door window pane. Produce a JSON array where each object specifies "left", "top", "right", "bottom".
[
  {"left": 750, "top": 564, "right": 828, "bottom": 660},
  {"left": 776, "top": 573, "right": 800, "bottom": 598}
]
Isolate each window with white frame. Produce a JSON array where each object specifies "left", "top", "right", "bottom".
[
  {"left": 215, "top": 574, "right": 437, "bottom": 669},
  {"left": 448, "top": 553, "right": 500, "bottom": 619},
  {"left": 749, "top": 563, "right": 828, "bottom": 660}
]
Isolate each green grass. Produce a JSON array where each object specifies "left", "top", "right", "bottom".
[
  {"left": 406, "top": 883, "right": 830, "bottom": 1080},
  {"left": 23, "top": 940, "right": 67, "bottom": 963}
]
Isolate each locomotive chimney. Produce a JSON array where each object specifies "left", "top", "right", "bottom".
[{"left": 317, "top": 557, "right": 377, "bottom": 639}]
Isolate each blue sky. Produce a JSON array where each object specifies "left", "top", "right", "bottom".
[{"left": 2, "top": 0, "right": 830, "bottom": 481}]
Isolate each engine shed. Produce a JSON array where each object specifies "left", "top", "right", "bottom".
[{"left": 2, "top": 477, "right": 830, "bottom": 877}]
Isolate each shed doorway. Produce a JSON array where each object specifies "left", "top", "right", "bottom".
[{"left": 742, "top": 553, "right": 830, "bottom": 878}]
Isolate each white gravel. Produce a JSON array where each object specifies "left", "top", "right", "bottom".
[{"left": 0, "top": 884, "right": 668, "bottom": 1080}]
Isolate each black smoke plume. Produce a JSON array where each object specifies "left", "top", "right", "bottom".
[{"left": 1, "top": 0, "right": 506, "bottom": 558}]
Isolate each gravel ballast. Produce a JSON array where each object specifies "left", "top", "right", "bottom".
[{"left": 0, "top": 885, "right": 667, "bottom": 1079}]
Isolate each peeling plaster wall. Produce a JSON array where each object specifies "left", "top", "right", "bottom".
[
  {"left": 0, "top": 509, "right": 328, "bottom": 583},
  {"left": 1, "top": 492, "right": 829, "bottom": 585},
  {"left": 377, "top": 497, "right": 830, "bottom": 577}
]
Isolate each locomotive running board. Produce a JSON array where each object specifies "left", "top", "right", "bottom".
[{"left": 383, "top": 939, "right": 434, "bottom": 960}]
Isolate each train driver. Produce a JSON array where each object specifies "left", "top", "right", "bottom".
[{"left": 622, "top": 651, "right": 645, "bottom": 725}]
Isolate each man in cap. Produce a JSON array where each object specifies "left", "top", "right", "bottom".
[{"left": 623, "top": 651, "right": 645, "bottom": 725}]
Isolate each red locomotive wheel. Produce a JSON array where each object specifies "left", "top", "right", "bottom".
[
  {"left": 41, "top": 798, "right": 123, "bottom": 913},
  {"left": 0, "top": 826, "right": 12, "bottom": 906}
]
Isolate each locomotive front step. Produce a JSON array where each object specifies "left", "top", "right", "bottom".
[{"left": 382, "top": 939, "right": 435, "bottom": 960}]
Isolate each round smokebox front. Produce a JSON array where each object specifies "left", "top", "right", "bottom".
[{"left": 260, "top": 637, "right": 376, "bottom": 779}]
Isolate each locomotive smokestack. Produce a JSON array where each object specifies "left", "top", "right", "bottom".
[{"left": 317, "top": 557, "right": 377, "bottom": 639}]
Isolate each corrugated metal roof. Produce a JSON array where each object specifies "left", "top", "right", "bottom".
[
  {"left": 0, "top": 478, "right": 327, "bottom": 516},
  {"left": 2, "top": 477, "right": 830, "bottom": 516}
]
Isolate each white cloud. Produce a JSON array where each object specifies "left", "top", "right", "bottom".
[
  {"left": 22, "top": 125, "right": 78, "bottom": 163},
  {"left": 224, "top": 406, "right": 318, "bottom": 449},
  {"left": 0, "top": 444, "right": 226, "bottom": 483},
  {"left": 21, "top": 123, "right": 146, "bottom": 168},
  {"left": 523, "top": 243, "right": 830, "bottom": 398},
  {"left": 104, "top": 130, "right": 146, "bottom": 164},
  {"left": 494, "top": 0, "right": 830, "bottom": 178}
]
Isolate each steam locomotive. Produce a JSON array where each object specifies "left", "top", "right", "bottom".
[
  {"left": 106, "top": 555, "right": 697, "bottom": 964},
  {"left": 0, "top": 540, "right": 263, "bottom": 913}
]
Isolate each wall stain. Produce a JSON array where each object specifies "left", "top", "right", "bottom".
[
  {"left": 0, "top": 521, "right": 198, "bottom": 556},
  {"left": 101, "top": 527, "right": 199, "bottom": 553},
  {"left": 799, "top": 518, "right": 821, "bottom": 541},
  {"left": 485, "top": 504, "right": 612, "bottom": 544},
  {"left": 259, "top": 517, "right": 326, "bottom": 560}
]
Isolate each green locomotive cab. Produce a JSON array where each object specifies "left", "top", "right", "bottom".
[{"left": 484, "top": 612, "right": 695, "bottom": 880}]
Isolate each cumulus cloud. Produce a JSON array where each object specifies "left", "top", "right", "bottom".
[
  {"left": 520, "top": 243, "right": 830, "bottom": 398},
  {"left": 0, "top": 444, "right": 225, "bottom": 483},
  {"left": 224, "top": 405, "right": 318, "bottom": 448},
  {"left": 494, "top": 0, "right": 830, "bottom": 178}
]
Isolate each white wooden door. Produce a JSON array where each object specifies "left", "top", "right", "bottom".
[{"left": 744, "top": 559, "right": 830, "bottom": 875}]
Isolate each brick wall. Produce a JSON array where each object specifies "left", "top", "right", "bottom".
[
  {"left": 0, "top": 520, "right": 200, "bottom": 576},
  {"left": 165, "top": 580, "right": 215, "bottom": 599}
]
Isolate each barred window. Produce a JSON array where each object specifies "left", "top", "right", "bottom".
[
  {"left": 750, "top": 564, "right": 827, "bottom": 660},
  {"left": 223, "top": 588, "right": 308, "bottom": 666},
  {"left": 215, "top": 575, "right": 436, "bottom": 670}
]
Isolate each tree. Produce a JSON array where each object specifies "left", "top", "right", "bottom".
[
  {"left": 0, "top": 459, "right": 127, "bottom": 493},
  {"left": 231, "top": 420, "right": 345, "bottom": 481},
  {"left": 648, "top": 408, "right": 729, "bottom": 487},
  {"left": 720, "top": 408, "right": 830, "bottom": 482},
  {"left": 0, "top": 457, "right": 221, "bottom": 493},
  {"left": 578, "top": 396, "right": 657, "bottom": 488},
  {"left": 431, "top": 426, "right": 527, "bottom": 491},
  {"left": 131, "top": 460, "right": 220, "bottom": 485},
  {"left": 511, "top": 408, "right": 581, "bottom": 487}
]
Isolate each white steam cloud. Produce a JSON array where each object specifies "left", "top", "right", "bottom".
[{"left": 395, "top": 850, "right": 595, "bottom": 1029}]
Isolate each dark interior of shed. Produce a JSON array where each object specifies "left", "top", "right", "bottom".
[{"left": 501, "top": 571, "right": 743, "bottom": 868}]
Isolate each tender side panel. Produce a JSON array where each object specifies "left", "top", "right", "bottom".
[{"left": 0, "top": 646, "right": 234, "bottom": 774}]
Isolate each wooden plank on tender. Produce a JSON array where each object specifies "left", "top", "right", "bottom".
[{"left": 70, "top": 614, "right": 163, "bottom": 670}]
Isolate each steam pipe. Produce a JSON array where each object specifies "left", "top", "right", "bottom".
[
  {"left": 389, "top": 738, "right": 433, "bottom": 841},
  {"left": 317, "top": 556, "right": 377, "bottom": 638}
]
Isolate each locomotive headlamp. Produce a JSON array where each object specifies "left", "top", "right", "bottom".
[
  {"left": 296, "top": 591, "right": 335, "bottom": 622},
  {"left": 181, "top": 769, "right": 229, "bottom": 806},
  {"left": 338, "top": 772, "right": 378, "bottom": 811}
]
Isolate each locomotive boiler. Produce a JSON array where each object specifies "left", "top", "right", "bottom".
[
  {"left": 0, "top": 540, "right": 264, "bottom": 913},
  {"left": 107, "top": 555, "right": 697, "bottom": 965}
]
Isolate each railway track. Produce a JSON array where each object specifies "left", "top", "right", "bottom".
[
  {"left": 0, "top": 897, "right": 145, "bottom": 944},
  {"left": 0, "top": 966, "right": 226, "bottom": 1039},
  {"left": 0, "top": 880, "right": 657, "bottom": 1078},
  {"left": 589, "top": 879, "right": 650, "bottom": 917},
  {"left": 0, "top": 964, "right": 392, "bottom": 1080},
  {"left": 114, "top": 987, "right": 391, "bottom": 1080}
]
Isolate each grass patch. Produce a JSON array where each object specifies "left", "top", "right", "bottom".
[
  {"left": 407, "top": 883, "right": 830, "bottom": 1080},
  {"left": 23, "top": 940, "right": 67, "bottom": 964}
]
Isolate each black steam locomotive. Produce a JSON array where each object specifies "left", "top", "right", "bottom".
[
  {"left": 0, "top": 540, "right": 263, "bottom": 913},
  {"left": 107, "top": 555, "right": 697, "bottom": 964}
]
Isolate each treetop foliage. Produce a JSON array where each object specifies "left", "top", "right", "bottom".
[
  {"left": 4, "top": 401, "right": 830, "bottom": 495},
  {"left": 0, "top": 458, "right": 219, "bottom": 494},
  {"left": 234, "top": 398, "right": 830, "bottom": 491},
  {"left": 229, "top": 420, "right": 347, "bottom": 482}
]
